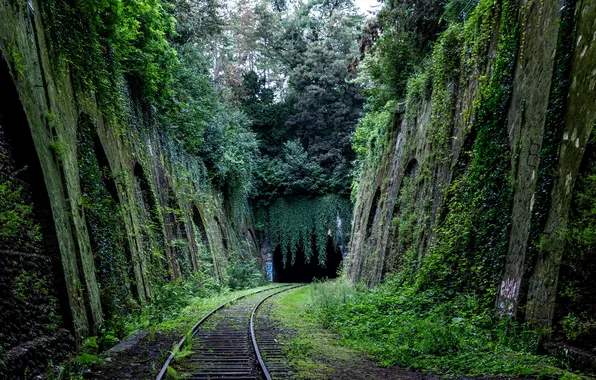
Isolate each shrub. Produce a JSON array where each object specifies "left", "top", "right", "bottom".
[{"left": 309, "top": 279, "right": 568, "bottom": 377}]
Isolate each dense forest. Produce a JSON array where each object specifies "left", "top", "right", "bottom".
[{"left": 0, "top": 0, "right": 595, "bottom": 378}]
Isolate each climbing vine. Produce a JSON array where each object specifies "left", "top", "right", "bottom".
[
  {"left": 419, "top": 0, "right": 518, "bottom": 303},
  {"left": 0, "top": 178, "right": 42, "bottom": 249},
  {"left": 78, "top": 115, "right": 137, "bottom": 330},
  {"left": 525, "top": 0, "right": 577, "bottom": 278},
  {"left": 42, "top": 0, "right": 176, "bottom": 107}
]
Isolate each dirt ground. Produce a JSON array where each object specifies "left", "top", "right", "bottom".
[
  {"left": 86, "top": 331, "right": 179, "bottom": 379},
  {"left": 323, "top": 356, "right": 437, "bottom": 380},
  {"left": 83, "top": 286, "right": 437, "bottom": 380}
]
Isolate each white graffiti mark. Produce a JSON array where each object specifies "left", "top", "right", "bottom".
[
  {"left": 500, "top": 278, "right": 520, "bottom": 300},
  {"left": 498, "top": 278, "right": 521, "bottom": 316}
]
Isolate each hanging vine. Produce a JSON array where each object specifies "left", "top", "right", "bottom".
[{"left": 259, "top": 195, "right": 351, "bottom": 266}]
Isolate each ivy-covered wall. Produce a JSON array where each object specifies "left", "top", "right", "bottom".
[
  {"left": 0, "top": 0, "right": 258, "bottom": 377},
  {"left": 348, "top": 0, "right": 595, "bottom": 341}
]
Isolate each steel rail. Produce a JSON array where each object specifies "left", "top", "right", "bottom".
[
  {"left": 155, "top": 284, "right": 289, "bottom": 380},
  {"left": 250, "top": 285, "right": 304, "bottom": 380}
]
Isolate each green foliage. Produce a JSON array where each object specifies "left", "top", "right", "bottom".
[
  {"left": 10, "top": 269, "right": 61, "bottom": 332},
  {"left": 412, "top": 0, "right": 518, "bottom": 303},
  {"left": 226, "top": 258, "right": 265, "bottom": 290},
  {"left": 352, "top": 100, "right": 396, "bottom": 162},
  {"left": 261, "top": 195, "right": 351, "bottom": 265},
  {"left": 255, "top": 140, "right": 325, "bottom": 201},
  {"left": 9, "top": 46, "right": 25, "bottom": 78},
  {"left": 161, "top": 43, "right": 258, "bottom": 224},
  {"left": 0, "top": 178, "right": 42, "bottom": 248},
  {"left": 231, "top": 0, "right": 364, "bottom": 201},
  {"left": 559, "top": 135, "right": 596, "bottom": 346},
  {"left": 43, "top": 0, "right": 258, "bottom": 203},
  {"left": 43, "top": 0, "right": 176, "bottom": 103},
  {"left": 390, "top": 173, "right": 426, "bottom": 275},
  {"left": 162, "top": 43, "right": 219, "bottom": 156},
  {"left": 174, "top": 341, "right": 194, "bottom": 361},
  {"left": 310, "top": 280, "right": 571, "bottom": 377},
  {"left": 356, "top": 0, "right": 449, "bottom": 108},
  {"left": 166, "top": 365, "right": 179, "bottom": 379},
  {"left": 72, "top": 354, "right": 101, "bottom": 366},
  {"left": 77, "top": 116, "right": 137, "bottom": 325},
  {"left": 353, "top": 0, "right": 517, "bottom": 302}
]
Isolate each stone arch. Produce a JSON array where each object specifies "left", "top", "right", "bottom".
[
  {"left": 404, "top": 157, "right": 419, "bottom": 178},
  {"left": 385, "top": 157, "right": 421, "bottom": 274},
  {"left": 192, "top": 204, "right": 208, "bottom": 245},
  {"left": 0, "top": 52, "right": 74, "bottom": 376},
  {"left": 133, "top": 161, "right": 165, "bottom": 289},
  {"left": 366, "top": 187, "right": 382, "bottom": 240},
  {"left": 77, "top": 114, "right": 138, "bottom": 309},
  {"left": 247, "top": 228, "right": 259, "bottom": 257},
  {"left": 215, "top": 216, "right": 229, "bottom": 251},
  {"left": 163, "top": 185, "right": 184, "bottom": 278}
]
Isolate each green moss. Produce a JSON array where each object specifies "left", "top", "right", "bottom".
[
  {"left": 77, "top": 115, "right": 137, "bottom": 334},
  {"left": 0, "top": 178, "right": 42, "bottom": 247},
  {"left": 49, "top": 137, "right": 68, "bottom": 163},
  {"left": 9, "top": 47, "right": 25, "bottom": 78},
  {"left": 352, "top": 100, "right": 396, "bottom": 163},
  {"left": 525, "top": 0, "right": 577, "bottom": 275},
  {"left": 417, "top": 0, "right": 518, "bottom": 302}
]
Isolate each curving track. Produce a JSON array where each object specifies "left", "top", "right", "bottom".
[{"left": 156, "top": 284, "right": 301, "bottom": 380}]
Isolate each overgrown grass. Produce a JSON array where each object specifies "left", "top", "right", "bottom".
[
  {"left": 272, "top": 286, "right": 362, "bottom": 379},
  {"left": 115, "top": 280, "right": 276, "bottom": 338},
  {"left": 310, "top": 279, "right": 585, "bottom": 378},
  {"left": 96, "top": 257, "right": 266, "bottom": 345},
  {"left": 49, "top": 283, "right": 280, "bottom": 379}
]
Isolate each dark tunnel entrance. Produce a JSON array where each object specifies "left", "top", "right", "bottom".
[{"left": 272, "top": 236, "right": 343, "bottom": 283}]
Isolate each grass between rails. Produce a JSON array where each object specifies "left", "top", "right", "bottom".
[
  {"left": 308, "top": 279, "right": 592, "bottom": 379},
  {"left": 271, "top": 286, "right": 368, "bottom": 379}
]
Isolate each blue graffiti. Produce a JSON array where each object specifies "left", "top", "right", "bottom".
[{"left": 266, "top": 262, "right": 273, "bottom": 281}]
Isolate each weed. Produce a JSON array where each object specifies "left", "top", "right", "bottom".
[{"left": 309, "top": 279, "right": 577, "bottom": 377}]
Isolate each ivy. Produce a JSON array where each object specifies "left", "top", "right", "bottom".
[
  {"left": 259, "top": 195, "right": 351, "bottom": 266},
  {"left": 42, "top": 0, "right": 176, "bottom": 106},
  {"left": 77, "top": 115, "right": 137, "bottom": 328},
  {"left": 0, "top": 178, "right": 42, "bottom": 249},
  {"left": 420, "top": 0, "right": 518, "bottom": 302}
]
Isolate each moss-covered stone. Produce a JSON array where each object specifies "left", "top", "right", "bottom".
[
  {"left": 347, "top": 0, "right": 596, "bottom": 340},
  {"left": 0, "top": 1, "right": 262, "bottom": 377}
]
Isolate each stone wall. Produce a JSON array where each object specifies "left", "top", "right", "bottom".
[
  {"left": 0, "top": 0, "right": 258, "bottom": 376},
  {"left": 347, "top": 0, "right": 596, "bottom": 333}
]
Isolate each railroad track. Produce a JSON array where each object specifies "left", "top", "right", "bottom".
[{"left": 156, "top": 284, "right": 302, "bottom": 380}]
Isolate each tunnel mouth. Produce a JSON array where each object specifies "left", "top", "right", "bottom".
[{"left": 272, "top": 235, "right": 342, "bottom": 283}]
